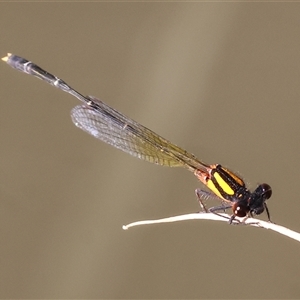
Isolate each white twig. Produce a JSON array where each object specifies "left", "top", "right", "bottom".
[{"left": 123, "top": 212, "right": 300, "bottom": 242}]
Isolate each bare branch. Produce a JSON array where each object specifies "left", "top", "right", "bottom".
[{"left": 123, "top": 213, "right": 300, "bottom": 243}]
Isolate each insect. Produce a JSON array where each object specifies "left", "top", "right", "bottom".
[{"left": 2, "top": 53, "right": 272, "bottom": 224}]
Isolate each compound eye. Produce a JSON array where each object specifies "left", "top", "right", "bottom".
[
  {"left": 260, "top": 183, "right": 272, "bottom": 199},
  {"left": 232, "top": 202, "right": 248, "bottom": 217}
]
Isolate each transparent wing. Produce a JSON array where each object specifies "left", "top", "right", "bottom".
[
  {"left": 71, "top": 96, "right": 209, "bottom": 172},
  {"left": 2, "top": 54, "right": 208, "bottom": 172}
]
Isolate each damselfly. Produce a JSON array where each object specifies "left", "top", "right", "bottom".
[{"left": 2, "top": 53, "right": 272, "bottom": 223}]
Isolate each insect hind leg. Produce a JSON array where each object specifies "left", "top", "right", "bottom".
[
  {"left": 195, "top": 189, "right": 244, "bottom": 224},
  {"left": 195, "top": 188, "right": 210, "bottom": 213},
  {"left": 208, "top": 204, "right": 239, "bottom": 224},
  {"left": 195, "top": 189, "right": 229, "bottom": 213}
]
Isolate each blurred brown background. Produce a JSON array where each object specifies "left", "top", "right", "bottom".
[{"left": 1, "top": 3, "right": 300, "bottom": 299}]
